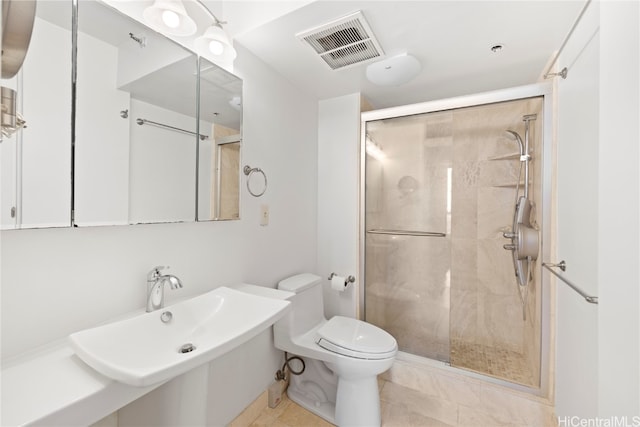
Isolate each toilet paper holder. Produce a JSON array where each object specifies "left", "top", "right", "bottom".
[{"left": 328, "top": 273, "right": 356, "bottom": 285}]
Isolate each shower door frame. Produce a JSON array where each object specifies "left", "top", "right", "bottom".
[{"left": 358, "top": 82, "right": 553, "bottom": 397}]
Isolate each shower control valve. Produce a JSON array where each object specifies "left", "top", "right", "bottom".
[{"left": 503, "top": 231, "right": 516, "bottom": 239}]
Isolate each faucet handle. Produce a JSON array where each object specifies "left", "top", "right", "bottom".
[{"left": 147, "top": 266, "right": 168, "bottom": 281}]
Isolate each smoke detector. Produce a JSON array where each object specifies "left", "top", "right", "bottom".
[{"left": 296, "top": 11, "right": 384, "bottom": 70}]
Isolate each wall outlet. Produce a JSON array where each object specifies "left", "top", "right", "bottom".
[{"left": 260, "top": 204, "right": 269, "bottom": 226}]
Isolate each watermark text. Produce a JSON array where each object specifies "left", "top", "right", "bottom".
[{"left": 558, "top": 416, "right": 640, "bottom": 427}]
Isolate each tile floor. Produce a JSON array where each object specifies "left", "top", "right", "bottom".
[
  {"left": 247, "top": 381, "right": 452, "bottom": 427},
  {"left": 246, "top": 377, "right": 554, "bottom": 427},
  {"left": 248, "top": 392, "right": 333, "bottom": 427}
]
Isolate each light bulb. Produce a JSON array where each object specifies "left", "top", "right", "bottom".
[
  {"left": 162, "top": 9, "right": 180, "bottom": 28},
  {"left": 208, "top": 40, "right": 224, "bottom": 55}
]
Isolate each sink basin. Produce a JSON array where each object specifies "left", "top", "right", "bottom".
[{"left": 68, "top": 286, "right": 290, "bottom": 387}]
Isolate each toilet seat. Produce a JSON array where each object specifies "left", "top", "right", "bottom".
[{"left": 315, "top": 316, "right": 397, "bottom": 360}]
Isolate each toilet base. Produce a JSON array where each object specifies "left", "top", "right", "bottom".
[
  {"left": 286, "top": 387, "right": 336, "bottom": 424},
  {"left": 287, "top": 372, "right": 382, "bottom": 427},
  {"left": 285, "top": 357, "right": 337, "bottom": 424},
  {"left": 335, "top": 375, "right": 381, "bottom": 427}
]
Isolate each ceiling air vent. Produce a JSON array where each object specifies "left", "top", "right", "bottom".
[{"left": 296, "top": 11, "right": 384, "bottom": 70}]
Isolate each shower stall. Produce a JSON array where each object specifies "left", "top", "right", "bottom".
[{"left": 360, "top": 85, "right": 551, "bottom": 390}]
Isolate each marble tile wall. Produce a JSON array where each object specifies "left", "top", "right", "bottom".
[{"left": 365, "top": 97, "right": 544, "bottom": 386}]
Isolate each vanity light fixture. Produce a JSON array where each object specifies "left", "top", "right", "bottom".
[
  {"left": 193, "top": 3, "right": 237, "bottom": 64},
  {"left": 143, "top": 0, "right": 197, "bottom": 36},
  {"left": 142, "top": 0, "right": 237, "bottom": 64}
]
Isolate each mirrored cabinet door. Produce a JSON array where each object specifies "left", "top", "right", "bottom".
[
  {"left": 1, "top": 0, "right": 72, "bottom": 229},
  {"left": 1, "top": 0, "right": 243, "bottom": 229},
  {"left": 74, "top": 0, "right": 198, "bottom": 226}
]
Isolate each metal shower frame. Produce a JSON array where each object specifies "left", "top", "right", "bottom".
[{"left": 358, "top": 82, "right": 554, "bottom": 398}]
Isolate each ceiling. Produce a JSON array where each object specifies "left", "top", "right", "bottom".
[
  {"left": 231, "top": 0, "right": 586, "bottom": 109},
  {"left": 35, "top": 0, "right": 586, "bottom": 111}
]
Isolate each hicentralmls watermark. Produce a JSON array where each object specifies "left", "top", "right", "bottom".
[{"left": 558, "top": 416, "right": 640, "bottom": 427}]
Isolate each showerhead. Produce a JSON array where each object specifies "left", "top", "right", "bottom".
[{"left": 505, "top": 130, "right": 524, "bottom": 156}]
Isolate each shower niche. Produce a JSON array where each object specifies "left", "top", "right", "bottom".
[{"left": 362, "top": 96, "right": 545, "bottom": 388}]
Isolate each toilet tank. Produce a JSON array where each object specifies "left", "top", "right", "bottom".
[{"left": 277, "top": 273, "right": 325, "bottom": 337}]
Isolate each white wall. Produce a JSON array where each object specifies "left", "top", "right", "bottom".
[
  {"left": 555, "top": 0, "right": 600, "bottom": 418},
  {"left": 235, "top": 43, "right": 319, "bottom": 287},
  {"left": 597, "top": 0, "right": 639, "bottom": 418},
  {"left": 555, "top": 0, "right": 640, "bottom": 419},
  {"left": 0, "top": 42, "right": 318, "bottom": 426},
  {"left": 317, "top": 94, "right": 361, "bottom": 319}
]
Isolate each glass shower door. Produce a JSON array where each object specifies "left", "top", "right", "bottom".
[
  {"left": 363, "top": 97, "right": 543, "bottom": 387},
  {"left": 364, "top": 112, "right": 453, "bottom": 362}
]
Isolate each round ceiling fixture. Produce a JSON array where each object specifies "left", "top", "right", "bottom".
[{"left": 366, "top": 53, "right": 422, "bottom": 86}]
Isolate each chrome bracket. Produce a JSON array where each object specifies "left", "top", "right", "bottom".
[{"left": 544, "top": 260, "right": 566, "bottom": 272}]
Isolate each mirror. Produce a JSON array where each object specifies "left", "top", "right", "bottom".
[
  {"left": 75, "top": 0, "right": 199, "bottom": 226},
  {"left": 0, "top": 0, "right": 243, "bottom": 229},
  {"left": 197, "top": 58, "right": 242, "bottom": 221},
  {"left": 1, "top": 0, "right": 72, "bottom": 229}
]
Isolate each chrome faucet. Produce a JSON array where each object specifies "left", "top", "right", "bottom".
[{"left": 146, "top": 266, "right": 183, "bottom": 312}]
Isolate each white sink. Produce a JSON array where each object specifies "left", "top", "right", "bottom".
[{"left": 68, "top": 286, "right": 290, "bottom": 387}]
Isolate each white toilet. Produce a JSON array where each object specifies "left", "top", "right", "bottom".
[{"left": 274, "top": 273, "right": 397, "bottom": 426}]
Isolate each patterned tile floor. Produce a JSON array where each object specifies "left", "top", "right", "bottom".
[{"left": 450, "top": 341, "right": 537, "bottom": 387}]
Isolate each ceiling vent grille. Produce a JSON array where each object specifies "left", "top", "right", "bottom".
[{"left": 296, "top": 11, "right": 384, "bottom": 70}]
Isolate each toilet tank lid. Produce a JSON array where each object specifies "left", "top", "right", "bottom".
[{"left": 278, "top": 273, "right": 322, "bottom": 293}]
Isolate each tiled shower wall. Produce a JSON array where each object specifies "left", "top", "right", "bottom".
[{"left": 365, "top": 97, "right": 543, "bottom": 386}]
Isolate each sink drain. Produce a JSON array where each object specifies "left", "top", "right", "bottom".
[{"left": 179, "top": 343, "right": 196, "bottom": 354}]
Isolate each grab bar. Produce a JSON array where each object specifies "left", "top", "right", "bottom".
[
  {"left": 542, "top": 261, "right": 598, "bottom": 304},
  {"left": 367, "top": 229, "right": 446, "bottom": 237},
  {"left": 136, "top": 118, "right": 209, "bottom": 141}
]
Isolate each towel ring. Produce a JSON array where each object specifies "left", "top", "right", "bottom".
[{"left": 243, "top": 165, "right": 267, "bottom": 197}]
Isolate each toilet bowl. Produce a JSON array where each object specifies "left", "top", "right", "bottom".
[{"left": 274, "top": 273, "right": 397, "bottom": 426}]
